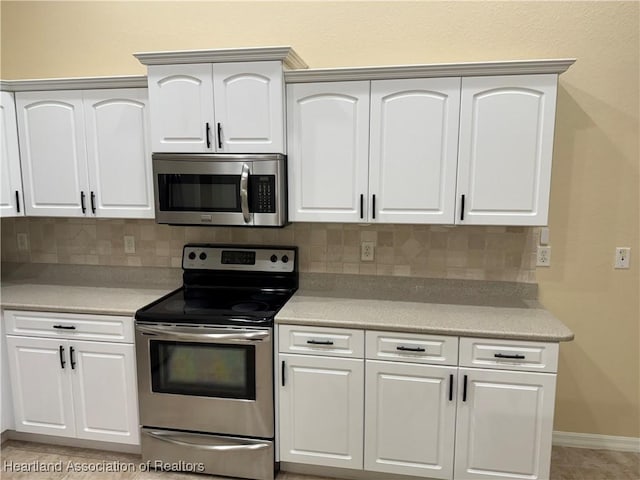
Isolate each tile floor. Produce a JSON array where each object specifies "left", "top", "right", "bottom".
[{"left": 0, "top": 440, "right": 638, "bottom": 480}]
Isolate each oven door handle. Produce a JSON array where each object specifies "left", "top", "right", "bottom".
[
  {"left": 135, "top": 324, "right": 270, "bottom": 343},
  {"left": 143, "top": 430, "right": 270, "bottom": 451},
  {"left": 240, "top": 162, "right": 251, "bottom": 224}
]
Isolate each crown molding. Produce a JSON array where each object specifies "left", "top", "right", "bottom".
[
  {"left": 285, "top": 58, "right": 576, "bottom": 83},
  {"left": 134, "top": 46, "right": 308, "bottom": 70},
  {"left": 0, "top": 76, "right": 148, "bottom": 92}
]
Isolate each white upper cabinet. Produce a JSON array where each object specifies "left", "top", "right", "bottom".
[
  {"left": 0, "top": 91, "right": 24, "bottom": 217},
  {"left": 369, "top": 78, "right": 460, "bottom": 224},
  {"left": 148, "top": 61, "right": 284, "bottom": 153},
  {"left": 213, "top": 62, "right": 284, "bottom": 153},
  {"left": 287, "top": 81, "right": 370, "bottom": 222},
  {"left": 456, "top": 75, "right": 558, "bottom": 225},
  {"left": 16, "top": 91, "right": 89, "bottom": 217},
  {"left": 83, "top": 89, "right": 153, "bottom": 218},
  {"left": 16, "top": 88, "right": 152, "bottom": 219}
]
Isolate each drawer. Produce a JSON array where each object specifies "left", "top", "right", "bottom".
[
  {"left": 459, "top": 337, "right": 558, "bottom": 373},
  {"left": 278, "top": 324, "right": 364, "bottom": 358},
  {"left": 366, "top": 331, "right": 458, "bottom": 365},
  {"left": 4, "top": 310, "right": 134, "bottom": 343}
]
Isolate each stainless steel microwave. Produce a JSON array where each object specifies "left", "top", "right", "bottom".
[{"left": 152, "top": 153, "right": 287, "bottom": 227}]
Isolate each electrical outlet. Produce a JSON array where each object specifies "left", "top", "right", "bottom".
[
  {"left": 536, "top": 246, "right": 551, "bottom": 267},
  {"left": 361, "top": 241, "right": 375, "bottom": 262},
  {"left": 124, "top": 235, "right": 136, "bottom": 254},
  {"left": 614, "top": 247, "right": 630, "bottom": 269},
  {"left": 17, "top": 233, "right": 29, "bottom": 251}
]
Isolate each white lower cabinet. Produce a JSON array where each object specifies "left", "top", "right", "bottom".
[
  {"left": 279, "top": 353, "right": 364, "bottom": 469},
  {"left": 454, "top": 368, "right": 556, "bottom": 480},
  {"left": 4, "top": 310, "right": 139, "bottom": 445}
]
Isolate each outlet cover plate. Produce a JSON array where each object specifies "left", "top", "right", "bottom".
[{"left": 536, "top": 246, "right": 551, "bottom": 267}]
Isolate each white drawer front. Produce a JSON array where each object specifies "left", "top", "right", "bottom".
[
  {"left": 278, "top": 324, "right": 364, "bottom": 358},
  {"left": 4, "top": 310, "right": 134, "bottom": 343},
  {"left": 366, "top": 331, "right": 458, "bottom": 365},
  {"left": 459, "top": 337, "right": 558, "bottom": 373}
]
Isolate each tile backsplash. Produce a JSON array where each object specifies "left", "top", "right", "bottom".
[{"left": 1, "top": 218, "right": 538, "bottom": 283}]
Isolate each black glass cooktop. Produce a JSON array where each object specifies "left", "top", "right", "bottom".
[{"left": 135, "top": 286, "right": 295, "bottom": 326}]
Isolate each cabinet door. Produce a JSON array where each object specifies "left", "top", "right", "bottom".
[
  {"left": 369, "top": 78, "right": 460, "bottom": 224},
  {"left": 365, "top": 361, "right": 456, "bottom": 479},
  {"left": 1, "top": 312, "right": 15, "bottom": 432},
  {"left": 287, "top": 82, "right": 370, "bottom": 222},
  {"left": 83, "top": 89, "right": 154, "bottom": 218},
  {"left": 213, "top": 61, "right": 284, "bottom": 153},
  {"left": 5, "top": 336, "right": 75, "bottom": 437},
  {"left": 0, "top": 91, "right": 24, "bottom": 217},
  {"left": 279, "top": 353, "right": 364, "bottom": 469},
  {"left": 456, "top": 75, "right": 558, "bottom": 225},
  {"left": 147, "top": 64, "right": 214, "bottom": 153},
  {"left": 454, "top": 368, "right": 556, "bottom": 480},
  {"left": 16, "top": 91, "right": 89, "bottom": 217},
  {"left": 70, "top": 341, "right": 139, "bottom": 444}
]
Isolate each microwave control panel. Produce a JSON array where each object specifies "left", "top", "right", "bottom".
[{"left": 250, "top": 175, "right": 276, "bottom": 213}]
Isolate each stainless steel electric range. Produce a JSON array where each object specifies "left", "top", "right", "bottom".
[{"left": 134, "top": 244, "right": 298, "bottom": 480}]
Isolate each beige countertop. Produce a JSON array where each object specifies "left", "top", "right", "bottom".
[{"left": 275, "top": 292, "right": 574, "bottom": 342}]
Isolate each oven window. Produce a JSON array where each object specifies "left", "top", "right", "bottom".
[
  {"left": 150, "top": 341, "right": 256, "bottom": 400},
  {"left": 157, "top": 174, "right": 241, "bottom": 212}
]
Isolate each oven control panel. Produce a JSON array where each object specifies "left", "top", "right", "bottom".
[{"left": 183, "top": 245, "right": 296, "bottom": 273}]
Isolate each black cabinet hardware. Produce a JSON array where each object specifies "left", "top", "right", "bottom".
[
  {"left": 217, "top": 123, "right": 222, "bottom": 149},
  {"left": 462, "top": 375, "right": 468, "bottom": 402},
  {"left": 206, "top": 123, "right": 211, "bottom": 148},
  {"left": 70, "top": 347, "right": 76, "bottom": 369},
  {"left": 494, "top": 353, "right": 526, "bottom": 360},
  {"left": 460, "top": 194, "right": 465, "bottom": 221},
  {"left": 307, "top": 340, "right": 334, "bottom": 345},
  {"left": 281, "top": 360, "right": 286, "bottom": 386},
  {"left": 80, "top": 191, "right": 86, "bottom": 214},
  {"left": 360, "top": 194, "right": 364, "bottom": 219},
  {"left": 396, "top": 345, "right": 426, "bottom": 352},
  {"left": 372, "top": 194, "right": 376, "bottom": 219},
  {"left": 59, "top": 345, "right": 66, "bottom": 369},
  {"left": 53, "top": 325, "right": 76, "bottom": 330},
  {"left": 449, "top": 374, "right": 454, "bottom": 401},
  {"left": 15, "top": 191, "right": 20, "bottom": 213},
  {"left": 90, "top": 191, "right": 96, "bottom": 214}
]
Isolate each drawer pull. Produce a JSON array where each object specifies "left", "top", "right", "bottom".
[
  {"left": 396, "top": 345, "right": 426, "bottom": 353},
  {"left": 494, "top": 353, "right": 526, "bottom": 360},
  {"left": 53, "top": 325, "right": 76, "bottom": 330},
  {"left": 306, "top": 340, "right": 334, "bottom": 346}
]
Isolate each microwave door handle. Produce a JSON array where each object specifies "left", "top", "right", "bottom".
[{"left": 240, "top": 163, "right": 251, "bottom": 223}]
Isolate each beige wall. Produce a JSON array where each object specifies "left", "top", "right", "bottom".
[{"left": 1, "top": 1, "right": 638, "bottom": 438}]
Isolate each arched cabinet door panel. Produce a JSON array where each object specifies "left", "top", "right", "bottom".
[{"left": 0, "top": 91, "right": 24, "bottom": 217}]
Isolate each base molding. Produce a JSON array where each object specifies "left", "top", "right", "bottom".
[
  {"left": 3, "top": 430, "right": 141, "bottom": 455},
  {"left": 553, "top": 431, "right": 640, "bottom": 453}
]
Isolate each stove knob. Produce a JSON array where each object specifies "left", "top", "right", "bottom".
[
  {"left": 188, "top": 252, "right": 196, "bottom": 260},
  {"left": 270, "top": 255, "right": 278, "bottom": 263},
  {"left": 199, "top": 252, "right": 207, "bottom": 260},
  {"left": 281, "top": 255, "right": 289, "bottom": 263}
]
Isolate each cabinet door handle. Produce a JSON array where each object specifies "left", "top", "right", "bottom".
[
  {"left": 59, "top": 345, "right": 66, "bottom": 369},
  {"left": 396, "top": 345, "right": 426, "bottom": 352},
  {"left": 306, "top": 340, "right": 334, "bottom": 345},
  {"left": 80, "top": 191, "right": 86, "bottom": 214},
  {"left": 462, "top": 374, "right": 468, "bottom": 402},
  {"left": 90, "top": 191, "right": 96, "bottom": 214},
  {"left": 15, "top": 191, "right": 20, "bottom": 213},
  {"left": 449, "top": 374, "right": 454, "bottom": 402},
  {"left": 217, "top": 123, "right": 223, "bottom": 149},
  {"left": 460, "top": 194, "right": 465, "bottom": 221},
  {"left": 494, "top": 353, "right": 526, "bottom": 360},
  {"left": 281, "top": 360, "right": 286, "bottom": 387},
  {"left": 70, "top": 346, "right": 76, "bottom": 370},
  {"left": 206, "top": 122, "right": 211, "bottom": 148},
  {"left": 53, "top": 325, "right": 76, "bottom": 330},
  {"left": 372, "top": 194, "right": 376, "bottom": 219},
  {"left": 360, "top": 194, "right": 364, "bottom": 219}
]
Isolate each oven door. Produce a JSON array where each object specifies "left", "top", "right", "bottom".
[{"left": 135, "top": 323, "right": 273, "bottom": 438}]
